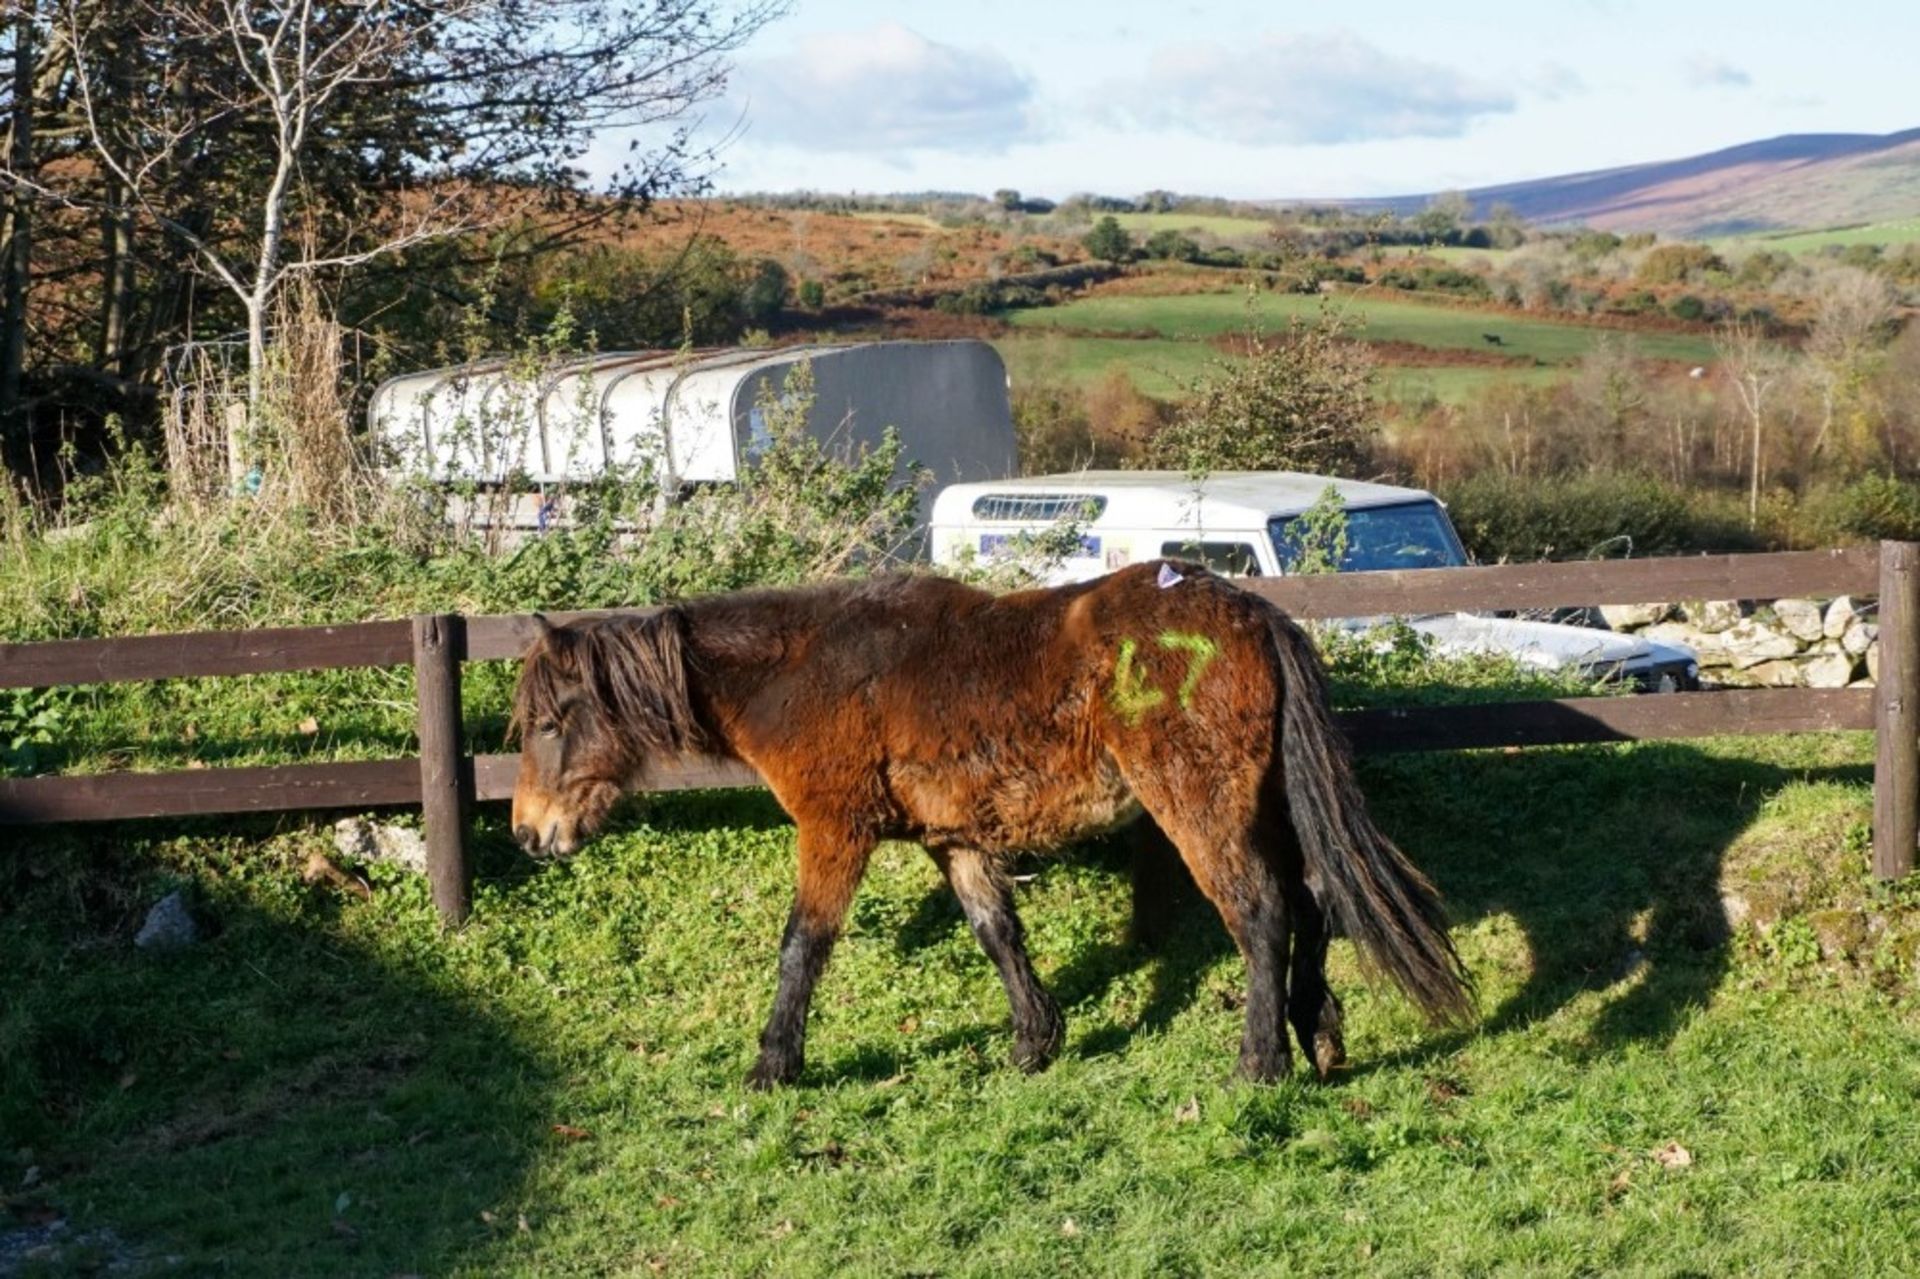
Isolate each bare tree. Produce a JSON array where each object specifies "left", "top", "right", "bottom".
[
  {"left": 1804, "top": 265, "right": 1898, "bottom": 465},
  {"left": 1714, "top": 317, "right": 1793, "bottom": 528},
  {"left": 0, "top": 0, "right": 783, "bottom": 473}
]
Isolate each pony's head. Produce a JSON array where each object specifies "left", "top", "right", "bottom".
[{"left": 510, "top": 610, "right": 703, "bottom": 858}]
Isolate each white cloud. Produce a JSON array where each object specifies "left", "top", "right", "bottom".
[
  {"left": 1530, "top": 62, "right": 1588, "bottom": 101},
  {"left": 1099, "top": 31, "right": 1515, "bottom": 146},
  {"left": 1685, "top": 55, "right": 1753, "bottom": 89},
  {"left": 728, "top": 23, "right": 1038, "bottom": 156}
]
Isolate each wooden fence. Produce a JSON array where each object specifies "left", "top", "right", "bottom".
[{"left": 3, "top": 542, "right": 1913, "bottom": 924}]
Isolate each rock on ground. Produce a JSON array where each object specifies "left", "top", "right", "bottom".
[
  {"left": 333, "top": 817, "right": 429, "bottom": 876},
  {"left": 134, "top": 891, "right": 198, "bottom": 951}
]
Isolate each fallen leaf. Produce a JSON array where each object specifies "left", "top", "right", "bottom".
[
  {"left": 770, "top": 1219, "right": 795, "bottom": 1239},
  {"left": 517, "top": 1213, "right": 531, "bottom": 1234},
  {"left": 186, "top": 759, "right": 207, "bottom": 770},
  {"left": 1174, "top": 1097, "right": 1201, "bottom": 1124},
  {"left": 551, "top": 1124, "right": 592, "bottom": 1142},
  {"left": 875, "top": 1073, "right": 907, "bottom": 1089},
  {"left": 656, "top": 1195, "right": 682, "bottom": 1209},
  {"left": 1426, "top": 1076, "right": 1467, "bottom": 1106},
  {"left": 1607, "top": 1169, "right": 1633, "bottom": 1201},
  {"left": 479, "top": 1210, "right": 496, "bottom": 1225},
  {"left": 1342, "top": 1098, "right": 1374, "bottom": 1120},
  {"left": 1060, "top": 1218, "right": 1080, "bottom": 1238},
  {"left": 298, "top": 716, "right": 320, "bottom": 735},
  {"left": 183, "top": 723, "right": 198, "bottom": 741},
  {"left": 1655, "top": 1142, "right": 1693, "bottom": 1170},
  {"left": 897, "top": 1016, "right": 919, "bottom": 1034}
]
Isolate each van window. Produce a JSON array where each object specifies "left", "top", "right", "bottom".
[
  {"left": 970, "top": 493, "right": 1107, "bottom": 523},
  {"left": 1160, "top": 541, "right": 1262, "bottom": 577},
  {"left": 1269, "top": 500, "right": 1467, "bottom": 573}
]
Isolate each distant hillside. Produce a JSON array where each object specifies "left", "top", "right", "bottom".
[{"left": 1344, "top": 128, "right": 1920, "bottom": 237}]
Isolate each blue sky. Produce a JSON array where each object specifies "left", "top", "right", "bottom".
[{"left": 656, "top": 0, "right": 1920, "bottom": 200}]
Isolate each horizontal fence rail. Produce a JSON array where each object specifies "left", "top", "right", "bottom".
[{"left": 2, "top": 542, "right": 1912, "bottom": 920}]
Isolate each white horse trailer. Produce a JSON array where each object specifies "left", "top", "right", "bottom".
[{"left": 367, "top": 339, "right": 1017, "bottom": 526}]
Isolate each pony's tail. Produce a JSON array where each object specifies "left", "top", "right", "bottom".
[{"left": 1267, "top": 610, "right": 1475, "bottom": 1025}]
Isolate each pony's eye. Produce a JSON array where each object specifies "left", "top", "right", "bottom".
[{"left": 537, "top": 720, "right": 561, "bottom": 738}]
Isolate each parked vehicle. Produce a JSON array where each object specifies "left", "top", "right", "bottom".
[{"left": 930, "top": 470, "right": 1701, "bottom": 691}]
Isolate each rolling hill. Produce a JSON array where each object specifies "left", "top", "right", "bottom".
[{"left": 1345, "top": 128, "right": 1920, "bottom": 236}]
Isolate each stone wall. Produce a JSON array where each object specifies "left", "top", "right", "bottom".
[{"left": 1597, "top": 597, "right": 1878, "bottom": 689}]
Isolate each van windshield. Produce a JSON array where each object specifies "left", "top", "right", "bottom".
[{"left": 1269, "top": 500, "right": 1468, "bottom": 574}]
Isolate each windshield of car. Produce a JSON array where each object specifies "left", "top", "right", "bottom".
[{"left": 1269, "top": 500, "right": 1468, "bottom": 574}]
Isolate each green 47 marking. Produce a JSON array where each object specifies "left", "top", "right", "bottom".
[{"left": 1110, "top": 631, "right": 1222, "bottom": 725}]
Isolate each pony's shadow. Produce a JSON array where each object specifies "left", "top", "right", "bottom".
[{"left": 891, "top": 741, "right": 1868, "bottom": 1069}]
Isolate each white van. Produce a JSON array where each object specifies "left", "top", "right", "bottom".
[{"left": 930, "top": 470, "right": 1700, "bottom": 691}]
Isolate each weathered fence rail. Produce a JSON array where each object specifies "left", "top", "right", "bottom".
[{"left": 2, "top": 542, "right": 1911, "bottom": 921}]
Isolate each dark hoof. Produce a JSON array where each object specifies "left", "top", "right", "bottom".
[
  {"left": 746, "top": 1054, "right": 800, "bottom": 1090},
  {"left": 1235, "top": 1049, "right": 1293, "bottom": 1084},
  {"left": 1012, "top": 1011, "right": 1065, "bottom": 1074},
  {"left": 1311, "top": 1029, "right": 1347, "bottom": 1081}
]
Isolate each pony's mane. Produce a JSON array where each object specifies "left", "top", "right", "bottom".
[{"left": 513, "top": 610, "right": 706, "bottom": 758}]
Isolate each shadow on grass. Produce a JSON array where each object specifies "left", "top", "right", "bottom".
[
  {"left": 892, "top": 740, "right": 1869, "bottom": 1074},
  {"left": 0, "top": 820, "right": 556, "bottom": 1275}
]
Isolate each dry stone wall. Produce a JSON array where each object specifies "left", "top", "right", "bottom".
[{"left": 1599, "top": 597, "right": 1878, "bottom": 690}]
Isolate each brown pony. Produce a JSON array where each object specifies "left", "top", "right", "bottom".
[{"left": 511, "top": 561, "right": 1472, "bottom": 1087}]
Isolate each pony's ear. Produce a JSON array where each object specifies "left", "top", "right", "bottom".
[{"left": 533, "top": 612, "right": 556, "bottom": 638}]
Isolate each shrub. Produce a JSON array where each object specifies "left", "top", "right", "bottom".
[
  {"left": 797, "top": 279, "right": 827, "bottom": 309},
  {"left": 1082, "top": 216, "right": 1135, "bottom": 264},
  {"left": 1149, "top": 308, "right": 1376, "bottom": 476},
  {"left": 1637, "top": 244, "right": 1726, "bottom": 285},
  {"left": 1668, "top": 293, "right": 1708, "bottom": 322},
  {"left": 1797, "top": 474, "right": 1920, "bottom": 545},
  {"left": 1437, "top": 471, "right": 1761, "bottom": 562}
]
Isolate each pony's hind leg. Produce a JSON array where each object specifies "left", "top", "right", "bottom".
[
  {"left": 1124, "top": 783, "right": 1293, "bottom": 1081},
  {"left": 932, "top": 847, "right": 1065, "bottom": 1072},
  {"left": 748, "top": 823, "right": 875, "bottom": 1090},
  {"left": 1287, "top": 885, "right": 1347, "bottom": 1080}
]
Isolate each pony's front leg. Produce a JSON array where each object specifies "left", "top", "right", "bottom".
[
  {"left": 747, "top": 824, "right": 875, "bottom": 1090},
  {"left": 932, "top": 847, "right": 1064, "bottom": 1072}
]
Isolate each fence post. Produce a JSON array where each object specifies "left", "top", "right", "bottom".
[
  {"left": 1874, "top": 541, "right": 1919, "bottom": 880},
  {"left": 413, "top": 613, "right": 472, "bottom": 923}
]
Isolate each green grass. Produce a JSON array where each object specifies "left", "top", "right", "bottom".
[
  {"left": 1008, "top": 289, "right": 1719, "bottom": 368},
  {"left": 1107, "top": 212, "right": 1279, "bottom": 241},
  {"left": 1720, "top": 218, "right": 1920, "bottom": 255},
  {"left": 993, "top": 332, "right": 1222, "bottom": 400},
  {"left": 9, "top": 728, "right": 1919, "bottom": 1275}
]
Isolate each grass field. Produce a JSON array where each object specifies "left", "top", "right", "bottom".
[
  {"left": 1008, "top": 290, "right": 1718, "bottom": 368},
  {"left": 1723, "top": 218, "right": 1920, "bottom": 255},
  {"left": 1108, "top": 212, "right": 1280, "bottom": 241},
  {"left": 998, "top": 288, "right": 1714, "bottom": 405},
  {"left": 9, "top": 727, "right": 1918, "bottom": 1275}
]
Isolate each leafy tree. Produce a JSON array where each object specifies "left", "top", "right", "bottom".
[
  {"left": 1414, "top": 190, "right": 1470, "bottom": 244},
  {"left": 1082, "top": 215, "right": 1134, "bottom": 264},
  {"left": 741, "top": 259, "right": 790, "bottom": 326},
  {"left": 1149, "top": 306, "right": 1377, "bottom": 476}
]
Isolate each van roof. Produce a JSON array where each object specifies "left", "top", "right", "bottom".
[{"left": 931, "top": 470, "right": 1435, "bottom": 531}]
